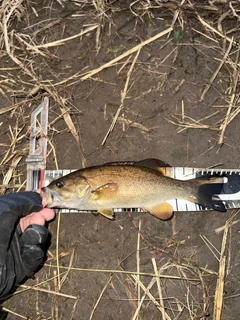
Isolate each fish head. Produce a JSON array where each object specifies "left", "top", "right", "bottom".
[{"left": 42, "top": 174, "right": 90, "bottom": 209}]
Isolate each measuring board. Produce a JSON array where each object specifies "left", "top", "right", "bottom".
[
  {"left": 44, "top": 167, "right": 240, "bottom": 213},
  {"left": 26, "top": 98, "right": 240, "bottom": 214}
]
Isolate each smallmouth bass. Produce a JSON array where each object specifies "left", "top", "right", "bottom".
[{"left": 42, "top": 158, "right": 226, "bottom": 220}]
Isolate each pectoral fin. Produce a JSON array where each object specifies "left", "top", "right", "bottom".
[
  {"left": 91, "top": 184, "right": 117, "bottom": 219},
  {"left": 143, "top": 202, "right": 174, "bottom": 220},
  {"left": 98, "top": 209, "right": 115, "bottom": 220},
  {"left": 91, "top": 183, "right": 118, "bottom": 199}
]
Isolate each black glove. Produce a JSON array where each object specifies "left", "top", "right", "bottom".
[{"left": 0, "top": 192, "right": 51, "bottom": 299}]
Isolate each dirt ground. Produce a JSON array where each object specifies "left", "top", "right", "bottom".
[{"left": 0, "top": 1, "right": 240, "bottom": 319}]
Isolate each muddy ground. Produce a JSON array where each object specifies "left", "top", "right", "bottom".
[{"left": 0, "top": 1, "right": 240, "bottom": 319}]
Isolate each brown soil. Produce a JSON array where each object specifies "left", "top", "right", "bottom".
[{"left": 0, "top": 1, "right": 240, "bottom": 319}]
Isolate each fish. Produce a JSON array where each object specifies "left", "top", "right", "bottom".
[{"left": 42, "top": 158, "right": 226, "bottom": 220}]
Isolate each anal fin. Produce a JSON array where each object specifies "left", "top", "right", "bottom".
[
  {"left": 143, "top": 202, "right": 174, "bottom": 220},
  {"left": 98, "top": 209, "right": 115, "bottom": 220}
]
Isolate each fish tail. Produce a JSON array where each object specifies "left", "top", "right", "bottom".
[{"left": 190, "top": 177, "right": 226, "bottom": 212}]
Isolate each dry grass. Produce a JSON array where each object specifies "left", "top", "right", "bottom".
[
  {"left": 0, "top": 0, "right": 240, "bottom": 319},
  {"left": 3, "top": 209, "right": 238, "bottom": 320}
]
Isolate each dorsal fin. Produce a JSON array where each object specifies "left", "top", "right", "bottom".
[
  {"left": 104, "top": 158, "right": 171, "bottom": 169},
  {"left": 104, "top": 160, "right": 138, "bottom": 166},
  {"left": 137, "top": 158, "right": 171, "bottom": 169}
]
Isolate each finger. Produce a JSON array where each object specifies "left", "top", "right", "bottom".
[
  {"left": 20, "top": 212, "right": 45, "bottom": 232},
  {"left": 19, "top": 209, "right": 55, "bottom": 232},
  {"left": 39, "top": 208, "right": 55, "bottom": 222},
  {"left": 21, "top": 225, "right": 51, "bottom": 277},
  {"left": 22, "top": 225, "right": 50, "bottom": 245}
]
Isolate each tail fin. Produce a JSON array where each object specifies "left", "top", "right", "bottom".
[{"left": 194, "top": 177, "right": 226, "bottom": 212}]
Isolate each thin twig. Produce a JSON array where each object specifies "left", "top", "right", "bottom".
[
  {"left": 20, "top": 284, "right": 77, "bottom": 299},
  {"left": 60, "top": 107, "right": 86, "bottom": 167},
  {"left": 200, "top": 37, "right": 233, "bottom": 101},
  {"left": 213, "top": 210, "right": 240, "bottom": 319},
  {"left": 44, "top": 264, "right": 201, "bottom": 281},
  {"left": 89, "top": 274, "right": 113, "bottom": 320},
  {"left": 218, "top": 67, "right": 239, "bottom": 144},
  {"left": 34, "top": 25, "right": 98, "bottom": 49},
  {"left": 152, "top": 258, "right": 168, "bottom": 320},
  {"left": 102, "top": 48, "right": 141, "bottom": 145},
  {"left": 81, "top": 27, "right": 173, "bottom": 82}
]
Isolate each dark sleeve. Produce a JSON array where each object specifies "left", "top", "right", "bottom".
[{"left": 0, "top": 192, "right": 51, "bottom": 299}]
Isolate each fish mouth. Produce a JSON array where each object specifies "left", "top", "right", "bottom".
[
  {"left": 42, "top": 187, "right": 57, "bottom": 207},
  {"left": 41, "top": 186, "right": 91, "bottom": 209}
]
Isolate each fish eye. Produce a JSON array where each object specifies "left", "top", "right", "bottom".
[{"left": 56, "top": 181, "right": 64, "bottom": 188}]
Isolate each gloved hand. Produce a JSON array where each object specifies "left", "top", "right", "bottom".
[{"left": 0, "top": 192, "right": 53, "bottom": 299}]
